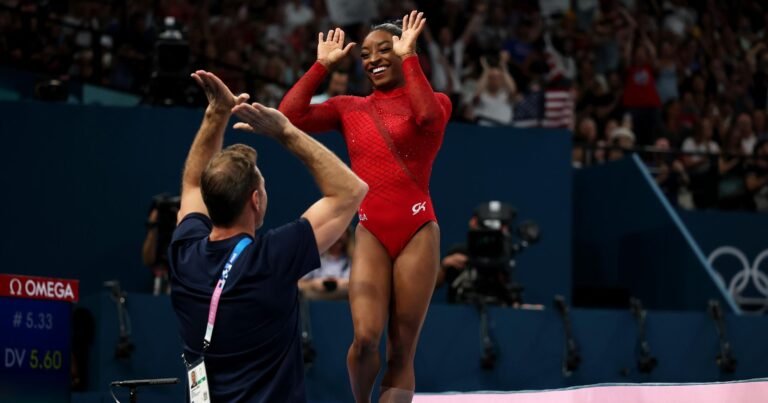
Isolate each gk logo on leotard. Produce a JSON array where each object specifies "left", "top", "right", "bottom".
[{"left": 412, "top": 201, "right": 427, "bottom": 215}]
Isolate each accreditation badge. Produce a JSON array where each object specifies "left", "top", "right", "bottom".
[{"left": 187, "top": 358, "right": 211, "bottom": 403}]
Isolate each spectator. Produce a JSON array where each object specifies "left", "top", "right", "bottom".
[
  {"left": 298, "top": 226, "right": 353, "bottom": 300},
  {"left": 592, "top": 1, "right": 632, "bottom": 74},
  {"left": 284, "top": 0, "right": 315, "bottom": 31},
  {"left": 649, "top": 137, "right": 689, "bottom": 207},
  {"left": 468, "top": 52, "right": 517, "bottom": 126},
  {"left": 544, "top": 32, "right": 576, "bottom": 83},
  {"left": 746, "top": 139, "right": 768, "bottom": 211},
  {"left": 681, "top": 117, "right": 720, "bottom": 208},
  {"left": 753, "top": 109, "right": 768, "bottom": 138},
  {"left": 436, "top": 243, "right": 469, "bottom": 304},
  {"left": 660, "top": 100, "right": 687, "bottom": 146},
  {"left": 655, "top": 40, "right": 679, "bottom": 103},
  {"left": 735, "top": 112, "right": 759, "bottom": 155},
  {"left": 142, "top": 194, "right": 180, "bottom": 295},
  {"left": 607, "top": 126, "right": 635, "bottom": 161},
  {"left": 661, "top": 1, "right": 696, "bottom": 38},
  {"left": 622, "top": 34, "right": 662, "bottom": 145},
  {"left": 593, "top": 118, "right": 620, "bottom": 163},
  {"left": 256, "top": 53, "right": 288, "bottom": 107},
  {"left": 578, "top": 72, "right": 622, "bottom": 134},
  {"left": 310, "top": 70, "right": 349, "bottom": 104},
  {"left": 421, "top": 4, "right": 483, "bottom": 99},
  {"left": 477, "top": 4, "right": 512, "bottom": 54},
  {"left": 573, "top": 116, "right": 598, "bottom": 168},
  {"left": 750, "top": 43, "right": 768, "bottom": 110},
  {"left": 718, "top": 130, "right": 752, "bottom": 210}
]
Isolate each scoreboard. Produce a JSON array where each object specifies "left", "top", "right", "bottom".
[{"left": 0, "top": 274, "right": 78, "bottom": 403}]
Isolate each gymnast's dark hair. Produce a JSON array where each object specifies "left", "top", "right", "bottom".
[
  {"left": 371, "top": 20, "right": 403, "bottom": 37},
  {"left": 369, "top": 20, "right": 421, "bottom": 53}
]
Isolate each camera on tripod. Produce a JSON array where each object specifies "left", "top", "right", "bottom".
[{"left": 452, "top": 201, "right": 540, "bottom": 306}]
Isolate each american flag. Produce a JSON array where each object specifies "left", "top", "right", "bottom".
[
  {"left": 540, "top": 37, "right": 576, "bottom": 129},
  {"left": 513, "top": 91, "right": 543, "bottom": 128},
  {"left": 542, "top": 88, "right": 574, "bottom": 129},
  {"left": 512, "top": 44, "right": 575, "bottom": 129}
]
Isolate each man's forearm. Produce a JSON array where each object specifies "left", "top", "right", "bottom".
[
  {"left": 182, "top": 108, "right": 230, "bottom": 188},
  {"left": 278, "top": 123, "right": 364, "bottom": 198}
]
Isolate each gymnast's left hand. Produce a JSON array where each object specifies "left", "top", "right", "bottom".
[{"left": 393, "top": 10, "right": 426, "bottom": 58}]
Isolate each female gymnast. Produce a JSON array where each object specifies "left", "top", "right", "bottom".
[{"left": 279, "top": 10, "right": 451, "bottom": 403}]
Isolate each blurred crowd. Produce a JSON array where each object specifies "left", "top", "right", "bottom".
[{"left": 1, "top": 0, "right": 767, "bottom": 211}]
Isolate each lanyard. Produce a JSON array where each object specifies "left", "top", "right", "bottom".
[{"left": 202, "top": 236, "right": 252, "bottom": 351}]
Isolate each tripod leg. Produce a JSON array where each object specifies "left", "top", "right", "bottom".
[
  {"left": 299, "top": 293, "right": 316, "bottom": 366},
  {"left": 478, "top": 303, "right": 497, "bottom": 370}
]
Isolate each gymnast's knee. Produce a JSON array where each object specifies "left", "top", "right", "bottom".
[
  {"left": 386, "top": 342, "right": 414, "bottom": 371},
  {"left": 351, "top": 328, "right": 382, "bottom": 355}
]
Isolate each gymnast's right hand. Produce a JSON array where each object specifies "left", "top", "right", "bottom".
[
  {"left": 232, "top": 102, "right": 291, "bottom": 138},
  {"left": 317, "top": 27, "right": 356, "bottom": 68}
]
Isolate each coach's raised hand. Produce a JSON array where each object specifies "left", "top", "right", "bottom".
[
  {"left": 177, "top": 71, "right": 249, "bottom": 223},
  {"left": 232, "top": 103, "right": 291, "bottom": 138},
  {"left": 316, "top": 28, "right": 356, "bottom": 68},
  {"left": 191, "top": 70, "right": 249, "bottom": 114}
]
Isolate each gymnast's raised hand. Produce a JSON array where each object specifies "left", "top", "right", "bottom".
[
  {"left": 317, "top": 27, "right": 356, "bottom": 68},
  {"left": 392, "top": 10, "right": 427, "bottom": 58}
]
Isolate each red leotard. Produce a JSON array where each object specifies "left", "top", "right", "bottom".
[{"left": 279, "top": 56, "right": 452, "bottom": 258}]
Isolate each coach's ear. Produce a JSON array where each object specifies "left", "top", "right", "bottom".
[{"left": 251, "top": 189, "right": 261, "bottom": 212}]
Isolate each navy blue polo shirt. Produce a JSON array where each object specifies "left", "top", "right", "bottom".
[{"left": 169, "top": 213, "right": 320, "bottom": 403}]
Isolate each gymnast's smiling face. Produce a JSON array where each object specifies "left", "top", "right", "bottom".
[{"left": 361, "top": 30, "right": 405, "bottom": 91}]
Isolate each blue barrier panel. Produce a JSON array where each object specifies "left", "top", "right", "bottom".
[
  {"left": 573, "top": 156, "right": 737, "bottom": 311},
  {"left": 73, "top": 295, "right": 768, "bottom": 403},
  {"left": 82, "top": 84, "right": 140, "bottom": 107},
  {"left": 680, "top": 210, "right": 768, "bottom": 312},
  {"left": 0, "top": 101, "right": 572, "bottom": 304}
]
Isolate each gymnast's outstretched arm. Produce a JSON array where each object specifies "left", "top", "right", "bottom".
[
  {"left": 279, "top": 28, "right": 355, "bottom": 133},
  {"left": 394, "top": 11, "right": 452, "bottom": 133}
]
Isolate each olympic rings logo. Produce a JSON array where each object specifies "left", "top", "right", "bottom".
[{"left": 708, "top": 246, "right": 768, "bottom": 312}]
